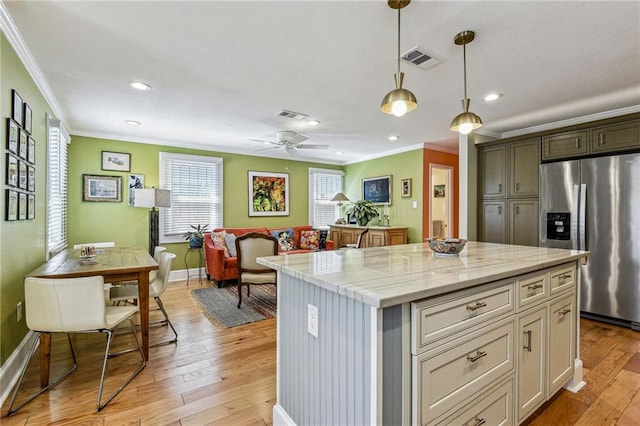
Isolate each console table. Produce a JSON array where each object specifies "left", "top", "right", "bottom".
[{"left": 329, "top": 224, "right": 408, "bottom": 248}]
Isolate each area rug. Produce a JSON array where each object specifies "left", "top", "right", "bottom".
[{"left": 191, "top": 284, "right": 276, "bottom": 328}]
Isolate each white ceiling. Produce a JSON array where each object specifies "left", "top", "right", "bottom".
[{"left": 3, "top": 1, "right": 640, "bottom": 165}]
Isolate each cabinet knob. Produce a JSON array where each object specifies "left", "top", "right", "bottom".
[
  {"left": 498, "top": 206, "right": 502, "bottom": 215},
  {"left": 466, "top": 350, "right": 487, "bottom": 363}
]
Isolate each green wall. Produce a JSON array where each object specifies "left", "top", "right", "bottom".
[
  {"left": 1, "top": 34, "right": 53, "bottom": 365},
  {"left": 68, "top": 136, "right": 342, "bottom": 267},
  {"left": 344, "top": 149, "right": 424, "bottom": 243}
]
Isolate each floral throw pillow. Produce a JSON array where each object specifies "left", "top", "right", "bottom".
[
  {"left": 271, "top": 228, "right": 297, "bottom": 251},
  {"left": 210, "top": 231, "right": 230, "bottom": 257},
  {"left": 299, "top": 230, "right": 320, "bottom": 250}
]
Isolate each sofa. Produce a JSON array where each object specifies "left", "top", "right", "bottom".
[{"left": 204, "top": 225, "right": 334, "bottom": 286}]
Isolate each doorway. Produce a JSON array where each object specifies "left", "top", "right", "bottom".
[{"left": 429, "top": 164, "right": 453, "bottom": 238}]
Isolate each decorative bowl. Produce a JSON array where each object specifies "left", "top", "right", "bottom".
[{"left": 426, "top": 238, "right": 467, "bottom": 256}]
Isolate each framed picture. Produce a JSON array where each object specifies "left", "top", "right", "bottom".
[
  {"left": 362, "top": 175, "right": 392, "bottom": 205},
  {"left": 83, "top": 174, "right": 122, "bottom": 202},
  {"left": 28, "top": 165, "right": 35, "bottom": 192},
  {"left": 23, "top": 103, "right": 32, "bottom": 134},
  {"left": 101, "top": 151, "right": 130, "bottom": 172},
  {"left": 18, "top": 192, "right": 27, "bottom": 220},
  {"left": 248, "top": 171, "right": 289, "bottom": 216},
  {"left": 12, "top": 90, "right": 23, "bottom": 124},
  {"left": 18, "top": 129, "right": 28, "bottom": 160},
  {"left": 6, "top": 190, "right": 18, "bottom": 221},
  {"left": 128, "top": 173, "right": 145, "bottom": 206},
  {"left": 401, "top": 178, "right": 412, "bottom": 198},
  {"left": 7, "top": 118, "right": 19, "bottom": 154},
  {"left": 6, "top": 154, "right": 18, "bottom": 187},
  {"left": 18, "top": 161, "right": 27, "bottom": 190},
  {"left": 27, "top": 194, "right": 35, "bottom": 219},
  {"left": 434, "top": 184, "right": 445, "bottom": 198},
  {"left": 27, "top": 136, "right": 36, "bottom": 164}
]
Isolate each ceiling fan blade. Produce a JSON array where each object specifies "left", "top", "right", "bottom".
[
  {"left": 249, "top": 138, "right": 281, "bottom": 146},
  {"left": 290, "top": 133, "right": 308, "bottom": 144},
  {"left": 255, "top": 146, "right": 281, "bottom": 152},
  {"left": 295, "top": 144, "right": 330, "bottom": 150}
]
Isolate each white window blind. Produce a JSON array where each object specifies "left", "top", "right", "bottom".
[
  {"left": 46, "top": 114, "right": 70, "bottom": 257},
  {"left": 309, "top": 168, "right": 344, "bottom": 227},
  {"left": 159, "top": 152, "right": 223, "bottom": 243}
]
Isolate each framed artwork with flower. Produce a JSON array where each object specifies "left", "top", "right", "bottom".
[{"left": 248, "top": 171, "right": 289, "bottom": 216}]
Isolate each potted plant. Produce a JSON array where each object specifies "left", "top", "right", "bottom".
[
  {"left": 345, "top": 200, "right": 379, "bottom": 226},
  {"left": 183, "top": 224, "right": 209, "bottom": 248}
]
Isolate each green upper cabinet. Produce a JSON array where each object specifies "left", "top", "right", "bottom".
[
  {"left": 509, "top": 138, "right": 540, "bottom": 198},
  {"left": 590, "top": 120, "right": 640, "bottom": 154},
  {"left": 542, "top": 131, "right": 589, "bottom": 161},
  {"left": 479, "top": 145, "right": 507, "bottom": 198}
]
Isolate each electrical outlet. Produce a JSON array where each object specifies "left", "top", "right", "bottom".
[
  {"left": 16, "top": 302, "right": 23, "bottom": 322},
  {"left": 307, "top": 303, "right": 318, "bottom": 338},
  {"left": 412, "top": 201, "right": 418, "bottom": 209}
]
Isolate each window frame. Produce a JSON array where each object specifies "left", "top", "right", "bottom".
[{"left": 308, "top": 167, "right": 345, "bottom": 228}]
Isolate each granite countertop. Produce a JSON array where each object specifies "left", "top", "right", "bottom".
[{"left": 257, "top": 242, "right": 589, "bottom": 308}]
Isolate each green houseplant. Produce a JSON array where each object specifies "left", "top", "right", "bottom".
[
  {"left": 346, "top": 200, "right": 379, "bottom": 226},
  {"left": 183, "top": 224, "right": 209, "bottom": 248}
]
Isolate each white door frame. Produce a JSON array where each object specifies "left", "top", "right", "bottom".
[{"left": 428, "top": 163, "right": 454, "bottom": 238}]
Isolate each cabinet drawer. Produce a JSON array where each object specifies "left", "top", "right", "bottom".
[
  {"left": 413, "top": 319, "right": 515, "bottom": 424},
  {"left": 434, "top": 376, "right": 514, "bottom": 426},
  {"left": 549, "top": 263, "right": 576, "bottom": 297},
  {"left": 548, "top": 292, "right": 576, "bottom": 397},
  {"left": 516, "top": 272, "right": 548, "bottom": 310},
  {"left": 590, "top": 120, "right": 640, "bottom": 154},
  {"left": 542, "top": 131, "right": 589, "bottom": 161},
  {"left": 412, "top": 280, "right": 515, "bottom": 354}
]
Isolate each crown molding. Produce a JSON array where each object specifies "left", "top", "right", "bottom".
[{"left": 342, "top": 143, "right": 426, "bottom": 165}]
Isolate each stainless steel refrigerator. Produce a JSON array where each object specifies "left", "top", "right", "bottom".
[{"left": 539, "top": 152, "right": 640, "bottom": 330}]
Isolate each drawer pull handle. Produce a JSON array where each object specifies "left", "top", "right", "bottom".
[
  {"left": 516, "top": 182, "right": 520, "bottom": 192},
  {"left": 467, "top": 350, "right": 487, "bottom": 363},
  {"left": 561, "top": 273, "right": 572, "bottom": 280},
  {"left": 599, "top": 134, "right": 605, "bottom": 145},
  {"left": 498, "top": 183, "right": 502, "bottom": 193},
  {"left": 575, "top": 138, "right": 580, "bottom": 149},
  {"left": 528, "top": 283, "right": 544, "bottom": 291},
  {"left": 464, "top": 417, "right": 486, "bottom": 426},
  {"left": 466, "top": 301, "right": 487, "bottom": 312},
  {"left": 560, "top": 308, "right": 572, "bottom": 316},
  {"left": 498, "top": 206, "right": 502, "bottom": 215},
  {"left": 524, "top": 330, "right": 532, "bottom": 352}
]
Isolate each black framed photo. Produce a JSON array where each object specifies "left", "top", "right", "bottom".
[
  {"left": 18, "top": 129, "right": 28, "bottom": 160},
  {"left": 7, "top": 118, "right": 19, "bottom": 154},
  {"left": 83, "top": 174, "right": 122, "bottom": 202},
  {"left": 28, "top": 165, "right": 35, "bottom": 192},
  {"left": 101, "top": 151, "right": 130, "bottom": 172},
  {"left": 12, "top": 89, "right": 23, "bottom": 124},
  {"left": 6, "top": 190, "right": 18, "bottom": 221},
  {"left": 18, "top": 160, "right": 27, "bottom": 190},
  {"left": 18, "top": 192, "right": 27, "bottom": 220},
  {"left": 128, "top": 173, "right": 144, "bottom": 206},
  {"left": 401, "top": 178, "right": 412, "bottom": 198},
  {"left": 6, "top": 154, "right": 18, "bottom": 187},
  {"left": 27, "top": 194, "right": 35, "bottom": 220},
  {"left": 23, "top": 102, "right": 32, "bottom": 134},
  {"left": 27, "top": 136, "right": 36, "bottom": 164},
  {"left": 362, "top": 175, "right": 392, "bottom": 205}
]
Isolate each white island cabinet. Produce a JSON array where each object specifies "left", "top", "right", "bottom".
[{"left": 257, "top": 242, "right": 588, "bottom": 425}]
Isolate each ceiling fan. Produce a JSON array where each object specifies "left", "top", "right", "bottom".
[{"left": 251, "top": 130, "right": 329, "bottom": 153}]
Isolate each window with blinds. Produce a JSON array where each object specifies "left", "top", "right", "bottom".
[
  {"left": 47, "top": 114, "right": 69, "bottom": 257},
  {"left": 159, "top": 152, "right": 223, "bottom": 243},
  {"left": 309, "top": 168, "right": 344, "bottom": 227}
]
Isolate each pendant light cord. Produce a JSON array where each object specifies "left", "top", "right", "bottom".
[
  {"left": 396, "top": 5, "right": 401, "bottom": 76},
  {"left": 463, "top": 42, "right": 467, "bottom": 101}
]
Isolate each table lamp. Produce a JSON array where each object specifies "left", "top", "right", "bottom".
[
  {"left": 330, "top": 192, "right": 350, "bottom": 224},
  {"left": 134, "top": 188, "right": 171, "bottom": 255}
]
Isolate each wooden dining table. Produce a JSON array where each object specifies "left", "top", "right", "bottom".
[{"left": 27, "top": 246, "right": 158, "bottom": 386}]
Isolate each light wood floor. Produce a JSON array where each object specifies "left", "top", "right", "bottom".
[{"left": 2, "top": 279, "right": 639, "bottom": 425}]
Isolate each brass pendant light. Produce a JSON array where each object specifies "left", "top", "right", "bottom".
[
  {"left": 381, "top": 0, "right": 417, "bottom": 117},
  {"left": 450, "top": 30, "right": 483, "bottom": 134}
]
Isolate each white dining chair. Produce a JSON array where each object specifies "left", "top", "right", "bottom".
[{"left": 7, "top": 276, "right": 145, "bottom": 416}]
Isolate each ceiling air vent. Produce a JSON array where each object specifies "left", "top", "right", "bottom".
[
  {"left": 277, "top": 110, "right": 308, "bottom": 120},
  {"left": 401, "top": 47, "right": 440, "bottom": 70}
]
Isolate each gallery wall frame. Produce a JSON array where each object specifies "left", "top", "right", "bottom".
[
  {"left": 27, "top": 194, "right": 35, "bottom": 219},
  {"left": 18, "top": 192, "right": 27, "bottom": 220},
  {"left": 362, "top": 175, "right": 392, "bottom": 205},
  {"left": 128, "top": 173, "right": 145, "bottom": 206},
  {"left": 101, "top": 151, "right": 131, "bottom": 172},
  {"left": 18, "top": 129, "right": 27, "bottom": 159},
  {"left": 7, "top": 118, "right": 18, "bottom": 154},
  {"left": 248, "top": 171, "right": 289, "bottom": 216},
  {"left": 6, "top": 190, "right": 18, "bottom": 221},
  {"left": 11, "top": 89, "right": 23, "bottom": 124},
  {"left": 83, "top": 174, "right": 122, "bottom": 202},
  {"left": 401, "top": 178, "right": 412, "bottom": 198},
  {"left": 6, "top": 154, "right": 18, "bottom": 187},
  {"left": 27, "top": 136, "right": 35, "bottom": 164},
  {"left": 23, "top": 103, "right": 32, "bottom": 134}
]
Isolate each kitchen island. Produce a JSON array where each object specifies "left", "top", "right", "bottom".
[{"left": 258, "top": 242, "right": 588, "bottom": 425}]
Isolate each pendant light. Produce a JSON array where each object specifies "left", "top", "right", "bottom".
[
  {"left": 381, "top": 0, "right": 417, "bottom": 117},
  {"left": 450, "top": 30, "right": 483, "bottom": 134}
]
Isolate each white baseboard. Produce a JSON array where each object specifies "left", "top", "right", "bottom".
[
  {"left": 169, "top": 267, "right": 206, "bottom": 283},
  {"left": 273, "top": 404, "right": 297, "bottom": 426},
  {"left": 0, "top": 331, "right": 37, "bottom": 407}
]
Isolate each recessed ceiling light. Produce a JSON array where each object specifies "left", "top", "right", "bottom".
[
  {"left": 388, "top": 135, "right": 400, "bottom": 141},
  {"left": 125, "top": 120, "right": 141, "bottom": 126},
  {"left": 307, "top": 119, "right": 320, "bottom": 126},
  {"left": 483, "top": 93, "right": 502, "bottom": 102},
  {"left": 129, "top": 81, "right": 151, "bottom": 91},
  {"left": 336, "top": 151, "right": 344, "bottom": 155}
]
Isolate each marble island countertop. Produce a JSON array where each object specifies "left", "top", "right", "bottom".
[{"left": 257, "top": 241, "right": 589, "bottom": 308}]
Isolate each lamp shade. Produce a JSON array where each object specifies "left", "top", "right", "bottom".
[
  {"left": 330, "top": 192, "right": 350, "bottom": 203},
  {"left": 450, "top": 110, "right": 483, "bottom": 135},
  {"left": 134, "top": 188, "right": 171, "bottom": 208},
  {"left": 381, "top": 73, "right": 417, "bottom": 117}
]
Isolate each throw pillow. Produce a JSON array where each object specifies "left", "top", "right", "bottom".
[
  {"left": 210, "top": 231, "right": 230, "bottom": 257},
  {"left": 271, "top": 228, "right": 297, "bottom": 251},
  {"left": 318, "top": 229, "right": 328, "bottom": 250},
  {"left": 299, "top": 230, "right": 320, "bottom": 250},
  {"left": 224, "top": 232, "right": 238, "bottom": 257}
]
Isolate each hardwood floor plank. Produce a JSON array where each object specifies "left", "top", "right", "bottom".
[{"left": 574, "top": 369, "right": 640, "bottom": 425}]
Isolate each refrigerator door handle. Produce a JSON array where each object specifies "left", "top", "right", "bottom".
[
  {"left": 571, "top": 184, "right": 580, "bottom": 251},
  {"left": 579, "top": 183, "right": 587, "bottom": 253}
]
